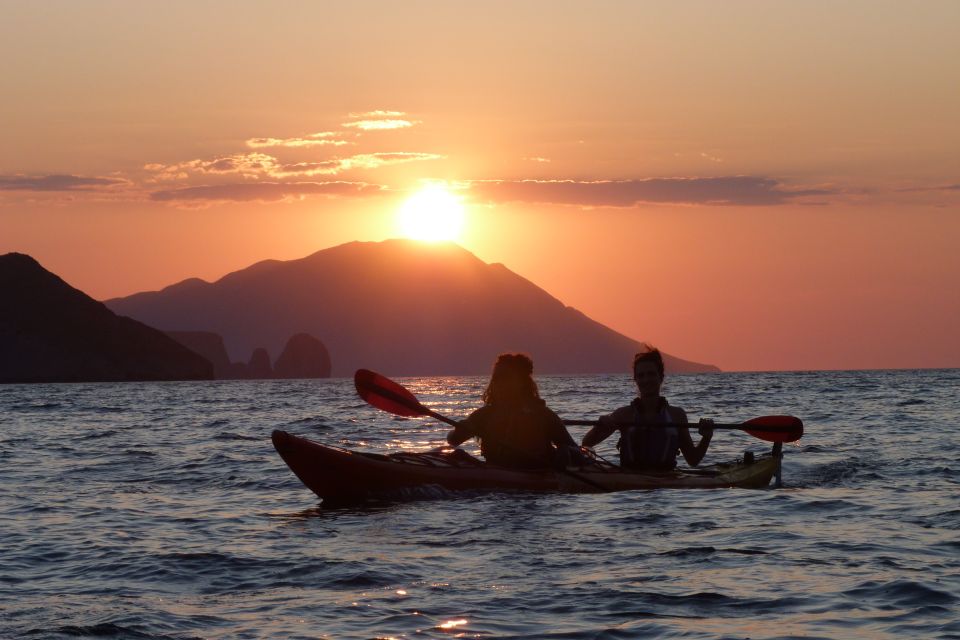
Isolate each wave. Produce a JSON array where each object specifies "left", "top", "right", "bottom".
[
  {"left": 8, "top": 402, "right": 63, "bottom": 411},
  {"left": 211, "top": 432, "right": 260, "bottom": 442},
  {"left": 845, "top": 579, "right": 957, "bottom": 608},
  {"left": 27, "top": 623, "right": 187, "bottom": 639}
]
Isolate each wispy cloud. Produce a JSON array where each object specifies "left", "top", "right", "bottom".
[
  {"left": 271, "top": 152, "right": 442, "bottom": 176},
  {"left": 0, "top": 174, "right": 126, "bottom": 191},
  {"left": 145, "top": 153, "right": 282, "bottom": 181},
  {"left": 897, "top": 183, "right": 960, "bottom": 193},
  {"left": 149, "top": 181, "right": 384, "bottom": 204},
  {"left": 342, "top": 110, "right": 419, "bottom": 131},
  {"left": 467, "top": 176, "right": 832, "bottom": 207},
  {"left": 245, "top": 132, "right": 350, "bottom": 148},
  {"left": 146, "top": 151, "right": 443, "bottom": 181},
  {"left": 342, "top": 119, "right": 418, "bottom": 131},
  {"left": 337, "top": 152, "right": 442, "bottom": 170},
  {"left": 271, "top": 161, "right": 342, "bottom": 177}
]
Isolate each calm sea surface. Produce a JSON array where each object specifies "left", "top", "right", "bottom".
[{"left": 1, "top": 370, "right": 958, "bottom": 639}]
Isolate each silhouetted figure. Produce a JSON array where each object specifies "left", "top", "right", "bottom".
[
  {"left": 446, "top": 353, "right": 579, "bottom": 469},
  {"left": 581, "top": 347, "right": 714, "bottom": 469}
]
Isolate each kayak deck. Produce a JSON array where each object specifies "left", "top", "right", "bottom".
[{"left": 272, "top": 430, "right": 781, "bottom": 503}]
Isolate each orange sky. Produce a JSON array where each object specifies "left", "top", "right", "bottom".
[{"left": 2, "top": 1, "right": 958, "bottom": 371}]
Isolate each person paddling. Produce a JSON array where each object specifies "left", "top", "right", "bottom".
[
  {"left": 581, "top": 347, "right": 714, "bottom": 470},
  {"left": 446, "top": 353, "right": 580, "bottom": 469}
]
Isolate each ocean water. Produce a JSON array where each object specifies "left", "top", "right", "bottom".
[{"left": 1, "top": 369, "right": 958, "bottom": 639}]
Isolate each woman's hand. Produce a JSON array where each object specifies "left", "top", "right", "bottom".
[{"left": 697, "top": 418, "right": 715, "bottom": 437}]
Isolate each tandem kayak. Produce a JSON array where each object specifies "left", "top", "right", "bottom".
[{"left": 272, "top": 430, "right": 782, "bottom": 503}]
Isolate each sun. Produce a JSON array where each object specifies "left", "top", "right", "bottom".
[{"left": 396, "top": 185, "right": 465, "bottom": 242}]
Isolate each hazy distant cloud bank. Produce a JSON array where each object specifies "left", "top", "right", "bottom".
[
  {"left": 0, "top": 174, "right": 125, "bottom": 191},
  {"left": 150, "top": 181, "right": 383, "bottom": 203},
  {"left": 468, "top": 176, "right": 831, "bottom": 207},
  {"left": 897, "top": 183, "right": 960, "bottom": 193}
]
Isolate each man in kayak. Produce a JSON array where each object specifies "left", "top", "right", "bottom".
[
  {"left": 581, "top": 347, "right": 714, "bottom": 470},
  {"left": 446, "top": 353, "right": 581, "bottom": 469}
]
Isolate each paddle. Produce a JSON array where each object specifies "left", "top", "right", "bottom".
[
  {"left": 354, "top": 369, "right": 607, "bottom": 491},
  {"left": 354, "top": 368, "right": 458, "bottom": 426},
  {"left": 562, "top": 416, "right": 803, "bottom": 443}
]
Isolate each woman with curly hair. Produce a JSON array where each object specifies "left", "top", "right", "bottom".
[{"left": 446, "top": 353, "right": 578, "bottom": 469}]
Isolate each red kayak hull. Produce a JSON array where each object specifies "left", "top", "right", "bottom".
[{"left": 272, "top": 430, "right": 779, "bottom": 503}]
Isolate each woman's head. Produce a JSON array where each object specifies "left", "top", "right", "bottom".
[
  {"left": 632, "top": 347, "right": 665, "bottom": 378},
  {"left": 632, "top": 347, "right": 665, "bottom": 395},
  {"left": 482, "top": 353, "right": 539, "bottom": 405}
]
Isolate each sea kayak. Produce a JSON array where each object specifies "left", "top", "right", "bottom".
[{"left": 272, "top": 430, "right": 781, "bottom": 503}]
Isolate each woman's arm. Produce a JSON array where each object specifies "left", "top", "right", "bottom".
[
  {"left": 581, "top": 415, "right": 618, "bottom": 448},
  {"left": 446, "top": 408, "right": 483, "bottom": 446},
  {"left": 675, "top": 407, "right": 713, "bottom": 467},
  {"left": 446, "top": 425, "right": 471, "bottom": 447}
]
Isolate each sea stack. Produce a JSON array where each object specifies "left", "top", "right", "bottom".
[{"left": 273, "top": 333, "right": 332, "bottom": 379}]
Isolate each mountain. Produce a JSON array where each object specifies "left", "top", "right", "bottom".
[
  {"left": 0, "top": 253, "right": 213, "bottom": 383},
  {"left": 106, "top": 239, "right": 719, "bottom": 376}
]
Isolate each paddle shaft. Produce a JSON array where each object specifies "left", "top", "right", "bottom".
[{"left": 563, "top": 419, "right": 798, "bottom": 433}]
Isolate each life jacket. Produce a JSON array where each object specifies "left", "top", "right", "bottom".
[
  {"left": 476, "top": 401, "right": 556, "bottom": 469},
  {"left": 617, "top": 398, "right": 679, "bottom": 471}
]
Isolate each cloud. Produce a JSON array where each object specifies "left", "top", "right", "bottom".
[
  {"left": 0, "top": 174, "right": 125, "bottom": 191},
  {"left": 342, "top": 110, "right": 419, "bottom": 130},
  {"left": 270, "top": 152, "right": 442, "bottom": 177},
  {"left": 146, "top": 151, "right": 443, "bottom": 181},
  {"left": 246, "top": 132, "right": 350, "bottom": 148},
  {"left": 897, "top": 183, "right": 960, "bottom": 193},
  {"left": 272, "top": 161, "right": 342, "bottom": 177},
  {"left": 150, "top": 181, "right": 384, "bottom": 204},
  {"left": 342, "top": 119, "right": 418, "bottom": 131},
  {"left": 145, "top": 153, "right": 282, "bottom": 181},
  {"left": 467, "top": 176, "right": 832, "bottom": 207},
  {"left": 337, "top": 152, "right": 443, "bottom": 170}
]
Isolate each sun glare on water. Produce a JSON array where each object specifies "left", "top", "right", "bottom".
[{"left": 396, "top": 185, "right": 465, "bottom": 242}]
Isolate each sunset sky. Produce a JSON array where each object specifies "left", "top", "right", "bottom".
[{"left": 2, "top": 1, "right": 958, "bottom": 372}]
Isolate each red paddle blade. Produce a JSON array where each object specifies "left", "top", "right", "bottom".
[
  {"left": 354, "top": 369, "right": 427, "bottom": 418},
  {"left": 743, "top": 415, "right": 803, "bottom": 443}
]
